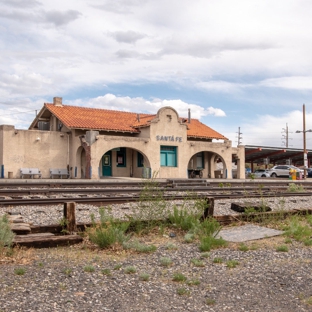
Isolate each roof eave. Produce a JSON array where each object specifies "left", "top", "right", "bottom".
[
  {"left": 187, "top": 135, "right": 228, "bottom": 140},
  {"left": 72, "top": 127, "right": 140, "bottom": 133}
]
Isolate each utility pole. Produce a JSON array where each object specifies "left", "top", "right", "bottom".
[
  {"left": 303, "top": 104, "right": 307, "bottom": 180},
  {"left": 296, "top": 104, "right": 312, "bottom": 180},
  {"left": 281, "top": 123, "right": 289, "bottom": 148},
  {"left": 237, "top": 127, "right": 243, "bottom": 146}
]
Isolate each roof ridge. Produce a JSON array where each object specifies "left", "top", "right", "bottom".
[{"left": 45, "top": 103, "right": 153, "bottom": 116}]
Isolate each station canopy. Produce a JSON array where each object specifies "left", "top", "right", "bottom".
[{"left": 244, "top": 145, "right": 312, "bottom": 166}]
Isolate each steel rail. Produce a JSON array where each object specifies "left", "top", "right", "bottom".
[
  {"left": 1, "top": 191, "right": 312, "bottom": 206},
  {"left": 1, "top": 180, "right": 312, "bottom": 190},
  {"left": 1, "top": 183, "right": 312, "bottom": 196},
  {"left": 0, "top": 186, "right": 295, "bottom": 196}
]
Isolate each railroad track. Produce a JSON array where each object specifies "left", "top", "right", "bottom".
[
  {"left": 1, "top": 179, "right": 312, "bottom": 189},
  {"left": 0, "top": 186, "right": 296, "bottom": 196},
  {"left": 1, "top": 179, "right": 312, "bottom": 207},
  {"left": 1, "top": 191, "right": 312, "bottom": 206},
  {"left": 1, "top": 180, "right": 312, "bottom": 195}
]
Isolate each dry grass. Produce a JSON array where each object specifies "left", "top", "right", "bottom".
[{"left": 2, "top": 215, "right": 312, "bottom": 266}]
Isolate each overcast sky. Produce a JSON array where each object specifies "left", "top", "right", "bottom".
[{"left": 1, "top": 0, "right": 312, "bottom": 149}]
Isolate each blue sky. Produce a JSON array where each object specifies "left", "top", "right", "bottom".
[{"left": 1, "top": 0, "right": 312, "bottom": 148}]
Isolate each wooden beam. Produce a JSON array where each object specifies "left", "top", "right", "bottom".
[
  {"left": 202, "top": 197, "right": 214, "bottom": 219},
  {"left": 64, "top": 202, "right": 77, "bottom": 233},
  {"left": 13, "top": 234, "right": 83, "bottom": 248}
]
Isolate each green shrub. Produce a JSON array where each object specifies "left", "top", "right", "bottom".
[
  {"left": 84, "top": 265, "right": 95, "bottom": 272},
  {"left": 276, "top": 245, "right": 288, "bottom": 252},
  {"left": 283, "top": 216, "right": 312, "bottom": 242},
  {"left": 160, "top": 257, "right": 172, "bottom": 267},
  {"left": 199, "top": 236, "right": 227, "bottom": 252},
  {"left": 124, "top": 266, "right": 136, "bottom": 274},
  {"left": 63, "top": 268, "right": 72, "bottom": 276},
  {"left": 187, "top": 279, "right": 200, "bottom": 286},
  {"left": 172, "top": 272, "right": 187, "bottom": 282},
  {"left": 177, "top": 287, "right": 190, "bottom": 296},
  {"left": 14, "top": 267, "right": 26, "bottom": 275},
  {"left": 307, "top": 215, "right": 312, "bottom": 226},
  {"left": 304, "top": 239, "right": 312, "bottom": 246},
  {"left": 238, "top": 243, "right": 249, "bottom": 252},
  {"left": 213, "top": 257, "right": 223, "bottom": 264},
  {"left": 139, "top": 273, "right": 150, "bottom": 281},
  {"left": 123, "top": 240, "right": 157, "bottom": 253},
  {"left": 191, "top": 258, "right": 205, "bottom": 267},
  {"left": 101, "top": 268, "right": 111, "bottom": 275},
  {"left": 134, "top": 243, "right": 157, "bottom": 253},
  {"left": 165, "top": 242, "right": 178, "bottom": 250},
  {"left": 200, "top": 252, "right": 210, "bottom": 258},
  {"left": 184, "top": 233, "right": 195, "bottom": 243},
  {"left": 206, "top": 298, "right": 216, "bottom": 305},
  {"left": 129, "top": 174, "right": 169, "bottom": 232},
  {"left": 226, "top": 259, "right": 239, "bottom": 268},
  {"left": 0, "top": 215, "right": 15, "bottom": 250},
  {"left": 87, "top": 208, "right": 130, "bottom": 249},
  {"left": 113, "top": 264, "right": 122, "bottom": 270},
  {"left": 168, "top": 206, "right": 200, "bottom": 231},
  {"left": 195, "top": 217, "right": 221, "bottom": 238},
  {"left": 287, "top": 183, "right": 305, "bottom": 192}
]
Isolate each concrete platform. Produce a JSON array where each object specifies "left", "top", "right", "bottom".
[{"left": 217, "top": 224, "right": 284, "bottom": 242}]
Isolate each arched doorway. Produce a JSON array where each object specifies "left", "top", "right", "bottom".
[
  {"left": 76, "top": 146, "right": 86, "bottom": 179},
  {"left": 99, "top": 147, "right": 151, "bottom": 178},
  {"left": 187, "top": 151, "right": 227, "bottom": 179},
  {"left": 102, "top": 151, "right": 112, "bottom": 177}
]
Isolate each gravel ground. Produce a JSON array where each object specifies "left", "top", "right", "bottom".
[
  {"left": 1, "top": 196, "right": 312, "bottom": 311},
  {"left": 1, "top": 237, "right": 312, "bottom": 312}
]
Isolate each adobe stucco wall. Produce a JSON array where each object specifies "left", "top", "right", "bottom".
[
  {"left": 0, "top": 126, "right": 4, "bottom": 171},
  {"left": 88, "top": 107, "right": 243, "bottom": 179},
  {"left": 0, "top": 125, "right": 69, "bottom": 178},
  {"left": 0, "top": 106, "right": 245, "bottom": 180}
]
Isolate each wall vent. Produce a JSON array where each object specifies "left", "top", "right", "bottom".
[{"left": 38, "top": 121, "right": 50, "bottom": 131}]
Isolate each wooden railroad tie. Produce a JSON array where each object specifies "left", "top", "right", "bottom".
[{"left": 7, "top": 202, "right": 82, "bottom": 248}]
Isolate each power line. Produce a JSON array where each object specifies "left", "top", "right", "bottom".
[{"left": 0, "top": 109, "right": 39, "bottom": 116}]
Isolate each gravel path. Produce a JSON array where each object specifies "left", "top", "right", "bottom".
[
  {"left": 1, "top": 238, "right": 312, "bottom": 312},
  {"left": 1, "top": 196, "right": 312, "bottom": 311}
]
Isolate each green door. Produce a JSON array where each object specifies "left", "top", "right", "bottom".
[{"left": 102, "top": 151, "right": 112, "bottom": 176}]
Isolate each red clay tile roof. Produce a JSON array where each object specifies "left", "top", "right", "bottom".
[
  {"left": 186, "top": 119, "right": 228, "bottom": 140},
  {"left": 44, "top": 103, "right": 227, "bottom": 140},
  {"left": 45, "top": 104, "right": 149, "bottom": 133}
]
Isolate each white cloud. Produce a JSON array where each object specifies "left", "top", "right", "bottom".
[
  {"left": 71, "top": 94, "right": 225, "bottom": 120},
  {"left": 237, "top": 110, "right": 312, "bottom": 148},
  {"left": 206, "top": 107, "right": 226, "bottom": 117},
  {"left": 260, "top": 76, "right": 312, "bottom": 90},
  {"left": 108, "top": 30, "right": 146, "bottom": 44},
  {"left": 196, "top": 81, "right": 247, "bottom": 93},
  {"left": 1, "top": 0, "right": 312, "bottom": 147}
]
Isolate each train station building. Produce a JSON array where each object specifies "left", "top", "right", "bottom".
[{"left": 0, "top": 97, "right": 245, "bottom": 180}]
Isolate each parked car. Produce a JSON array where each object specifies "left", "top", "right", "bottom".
[
  {"left": 306, "top": 168, "right": 312, "bottom": 177},
  {"left": 253, "top": 169, "right": 270, "bottom": 178},
  {"left": 268, "top": 165, "right": 303, "bottom": 178}
]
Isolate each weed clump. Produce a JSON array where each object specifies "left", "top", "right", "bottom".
[
  {"left": 283, "top": 216, "right": 312, "bottom": 243},
  {"left": 0, "top": 215, "right": 15, "bottom": 251},
  {"left": 87, "top": 208, "right": 130, "bottom": 249},
  {"left": 287, "top": 183, "right": 305, "bottom": 192},
  {"left": 129, "top": 173, "right": 169, "bottom": 233}
]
